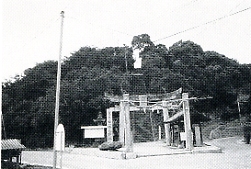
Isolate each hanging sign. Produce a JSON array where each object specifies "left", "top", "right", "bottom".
[{"left": 56, "top": 124, "right": 65, "bottom": 151}]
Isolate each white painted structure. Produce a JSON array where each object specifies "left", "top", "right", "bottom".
[
  {"left": 56, "top": 124, "right": 65, "bottom": 152},
  {"left": 81, "top": 126, "right": 107, "bottom": 138}
]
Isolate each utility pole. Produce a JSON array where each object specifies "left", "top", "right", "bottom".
[
  {"left": 124, "top": 44, "right": 128, "bottom": 74},
  {"left": 53, "top": 11, "right": 64, "bottom": 169}
]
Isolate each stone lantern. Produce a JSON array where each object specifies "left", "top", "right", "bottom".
[{"left": 93, "top": 112, "right": 105, "bottom": 126}]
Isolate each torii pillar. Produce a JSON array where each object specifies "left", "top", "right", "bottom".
[
  {"left": 119, "top": 94, "right": 133, "bottom": 152},
  {"left": 119, "top": 97, "right": 125, "bottom": 143},
  {"left": 183, "top": 93, "right": 193, "bottom": 150},
  {"left": 162, "top": 101, "right": 171, "bottom": 145}
]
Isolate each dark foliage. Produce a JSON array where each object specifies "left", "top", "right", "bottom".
[{"left": 2, "top": 34, "right": 250, "bottom": 148}]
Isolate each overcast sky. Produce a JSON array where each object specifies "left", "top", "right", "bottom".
[{"left": 2, "top": 0, "right": 251, "bottom": 81}]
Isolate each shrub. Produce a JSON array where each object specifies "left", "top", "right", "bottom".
[{"left": 98, "top": 141, "right": 123, "bottom": 151}]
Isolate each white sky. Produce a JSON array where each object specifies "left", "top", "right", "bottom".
[{"left": 1, "top": 0, "right": 251, "bottom": 81}]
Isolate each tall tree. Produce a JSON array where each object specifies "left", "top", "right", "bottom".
[{"left": 131, "top": 34, "right": 154, "bottom": 51}]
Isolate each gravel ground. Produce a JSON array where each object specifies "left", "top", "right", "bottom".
[{"left": 22, "top": 137, "right": 251, "bottom": 169}]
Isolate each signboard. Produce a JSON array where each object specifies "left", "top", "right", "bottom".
[
  {"left": 81, "top": 126, "right": 107, "bottom": 138},
  {"left": 56, "top": 124, "right": 65, "bottom": 151}
]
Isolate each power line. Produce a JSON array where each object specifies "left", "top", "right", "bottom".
[
  {"left": 66, "top": 1, "right": 200, "bottom": 43},
  {"left": 4, "top": 2, "right": 71, "bottom": 61},
  {"left": 228, "top": 0, "right": 245, "bottom": 14},
  {"left": 23, "top": 17, "right": 60, "bottom": 47},
  {"left": 67, "top": 15, "right": 134, "bottom": 38},
  {"left": 137, "top": 0, "right": 200, "bottom": 28},
  {"left": 153, "top": 6, "right": 251, "bottom": 43}
]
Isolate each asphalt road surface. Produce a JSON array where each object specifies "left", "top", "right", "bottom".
[{"left": 22, "top": 137, "right": 251, "bottom": 169}]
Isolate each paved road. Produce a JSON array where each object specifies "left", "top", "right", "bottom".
[{"left": 22, "top": 137, "right": 251, "bottom": 169}]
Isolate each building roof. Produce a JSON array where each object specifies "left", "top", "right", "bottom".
[{"left": 1, "top": 139, "right": 26, "bottom": 150}]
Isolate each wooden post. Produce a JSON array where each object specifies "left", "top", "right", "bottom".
[
  {"left": 18, "top": 154, "right": 21, "bottom": 164},
  {"left": 194, "top": 124, "right": 203, "bottom": 146},
  {"left": 16, "top": 156, "right": 19, "bottom": 168},
  {"left": 182, "top": 93, "right": 193, "bottom": 150},
  {"left": 124, "top": 94, "right": 133, "bottom": 152},
  {"left": 162, "top": 101, "right": 171, "bottom": 145},
  {"left": 149, "top": 111, "right": 156, "bottom": 141},
  {"left": 237, "top": 101, "right": 242, "bottom": 123},
  {"left": 119, "top": 100, "right": 125, "bottom": 144},
  {"left": 158, "top": 125, "right": 162, "bottom": 140},
  {"left": 132, "top": 111, "right": 135, "bottom": 143},
  {"left": 106, "top": 108, "right": 113, "bottom": 142}
]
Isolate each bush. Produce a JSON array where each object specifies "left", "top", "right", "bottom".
[
  {"left": 220, "top": 112, "right": 239, "bottom": 121},
  {"left": 209, "top": 125, "right": 226, "bottom": 139},
  {"left": 98, "top": 141, "right": 123, "bottom": 151}
]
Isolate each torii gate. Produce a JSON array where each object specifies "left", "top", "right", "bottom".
[{"left": 105, "top": 88, "right": 193, "bottom": 153}]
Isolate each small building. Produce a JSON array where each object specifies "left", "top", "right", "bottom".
[{"left": 1, "top": 139, "right": 26, "bottom": 168}]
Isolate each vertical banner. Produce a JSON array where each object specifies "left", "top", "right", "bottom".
[
  {"left": 106, "top": 108, "right": 113, "bottom": 142},
  {"left": 133, "top": 48, "right": 142, "bottom": 69}
]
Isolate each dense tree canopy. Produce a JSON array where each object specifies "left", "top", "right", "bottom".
[{"left": 2, "top": 34, "right": 251, "bottom": 148}]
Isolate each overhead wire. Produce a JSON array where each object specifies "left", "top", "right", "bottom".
[
  {"left": 5, "top": 1, "right": 250, "bottom": 75},
  {"left": 153, "top": 6, "right": 251, "bottom": 43},
  {"left": 7, "top": 1, "right": 72, "bottom": 58},
  {"left": 191, "top": 0, "right": 245, "bottom": 41},
  {"left": 20, "top": 16, "right": 61, "bottom": 50},
  {"left": 66, "top": 15, "right": 134, "bottom": 38},
  {"left": 5, "top": 1, "right": 249, "bottom": 52},
  {"left": 27, "top": 0, "right": 199, "bottom": 48},
  {"left": 3, "top": 2, "right": 73, "bottom": 80},
  {"left": 65, "top": 1, "right": 200, "bottom": 45},
  {"left": 137, "top": 0, "right": 200, "bottom": 28},
  {"left": 63, "top": 1, "right": 249, "bottom": 47},
  {"left": 228, "top": 0, "right": 245, "bottom": 14}
]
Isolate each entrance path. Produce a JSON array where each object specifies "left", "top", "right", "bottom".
[{"left": 22, "top": 137, "right": 251, "bottom": 169}]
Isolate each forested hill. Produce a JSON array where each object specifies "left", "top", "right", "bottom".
[{"left": 2, "top": 34, "right": 251, "bottom": 148}]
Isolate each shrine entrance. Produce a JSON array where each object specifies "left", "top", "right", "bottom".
[
  {"left": 112, "top": 109, "right": 163, "bottom": 143},
  {"left": 105, "top": 88, "right": 196, "bottom": 153}
]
